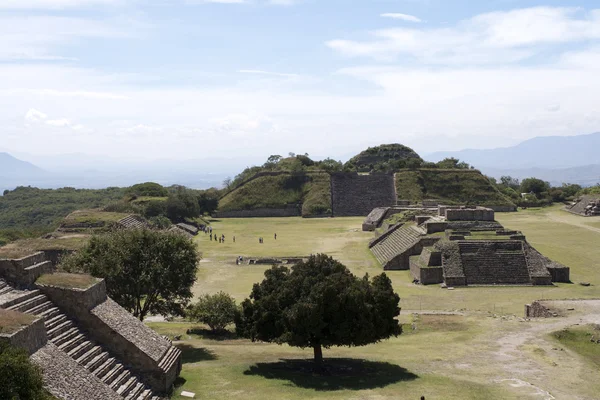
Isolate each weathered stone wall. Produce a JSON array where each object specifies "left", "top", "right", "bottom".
[
  {"left": 0, "top": 252, "right": 54, "bottom": 288},
  {"left": 445, "top": 207, "right": 495, "bottom": 221},
  {"left": 488, "top": 205, "right": 518, "bottom": 212},
  {"left": 525, "top": 301, "right": 557, "bottom": 318},
  {"left": 362, "top": 207, "right": 390, "bottom": 231},
  {"left": 0, "top": 316, "right": 47, "bottom": 355},
  {"left": 547, "top": 266, "right": 570, "bottom": 283},
  {"left": 331, "top": 173, "right": 396, "bottom": 217},
  {"left": 213, "top": 205, "right": 301, "bottom": 218},
  {"left": 38, "top": 280, "right": 107, "bottom": 315}
]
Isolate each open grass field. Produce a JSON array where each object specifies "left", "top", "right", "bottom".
[
  {"left": 192, "top": 206, "right": 600, "bottom": 315},
  {"left": 164, "top": 206, "right": 600, "bottom": 399}
]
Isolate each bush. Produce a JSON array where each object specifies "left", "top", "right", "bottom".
[
  {"left": 0, "top": 342, "right": 51, "bottom": 400},
  {"left": 126, "top": 182, "right": 168, "bottom": 197},
  {"left": 188, "top": 292, "right": 237, "bottom": 332}
]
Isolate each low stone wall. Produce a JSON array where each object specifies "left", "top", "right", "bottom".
[
  {"left": 426, "top": 221, "right": 447, "bottom": 233},
  {"left": 362, "top": 207, "right": 390, "bottom": 231},
  {"left": 0, "top": 253, "right": 53, "bottom": 288},
  {"left": 525, "top": 301, "right": 557, "bottom": 318},
  {"left": 0, "top": 316, "right": 47, "bottom": 355},
  {"left": 37, "top": 279, "right": 107, "bottom": 315},
  {"left": 213, "top": 205, "right": 301, "bottom": 218},
  {"left": 488, "top": 205, "right": 517, "bottom": 212},
  {"left": 331, "top": 173, "right": 396, "bottom": 217},
  {"left": 547, "top": 266, "right": 570, "bottom": 283},
  {"left": 445, "top": 208, "right": 495, "bottom": 221}
]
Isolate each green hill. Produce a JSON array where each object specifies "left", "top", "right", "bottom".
[
  {"left": 345, "top": 144, "right": 423, "bottom": 172},
  {"left": 395, "top": 169, "right": 515, "bottom": 206},
  {"left": 218, "top": 172, "right": 331, "bottom": 217}
]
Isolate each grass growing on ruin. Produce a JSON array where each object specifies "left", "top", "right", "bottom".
[
  {"left": 0, "top": 309, "right": 36, "bottom": 334},
  {"left": 150, "top": 314, "right": 511, "bottom": 400},
  {"left": 36, "top": 273, "right": 99, "bottom": 289},
  {"left": 551, "top": 324, "right": 600, "bottom": 368},
  {"left": 0, "top": 236, "right": 89, "bottom": 259},
  {"left": 64, "top": 210, "right": 129, "bottom": 224}
]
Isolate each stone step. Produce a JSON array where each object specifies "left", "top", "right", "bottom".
[
  {"left": 1, "top": 289, "right": 41, "bottom": 309},
  {"left": 77, "top": 345, "right": 103, "bottom": 365},
  {"left": 47, "top": 320, "right": 74, "bottom": 339},
  {"left": 125, "top": 382, "right": 144, "bottom": 400},
  {"left": 110, "top": 369, "right": 131, "bottom": 391},
  {"left": 136, "top": 388, "right": 154, "bottom": 400},
  {"left": 68, "top": 340, "right": 94, "bottom": 360},
  {"left": 47, "top": 319, "right": 74, "bottom": 339},
  {"left": 0, "top": 285, "right": 13, "bottom": 296},
  {"left": 52, "top": 327, "right": 79, "bottom": 347},
  {"left": 39, "top": 306, "right": 61, "bottom": 321},
  {"left": 94, "top": 357, "right": 117, "bottom": 379},
  {"left": 46, "top": 314, "right": 68, "bottom": 331},
  {"left": 158, "top": 346, "right": 181, "bottom": 371},
  {"left": 117, "top": 375, "right": 138, "bottom": 396},
  {"left": 85, "top": 351, "right": 110, "bottom": 372},
  {"left": 57, "top": 333, "right": 86, "bottom": 353},
  {"left": 102, "top": 363, "right": 125, "bottom": 385},
  {"left": 27, "top": 300, "right": 54, "bottom": 316}
]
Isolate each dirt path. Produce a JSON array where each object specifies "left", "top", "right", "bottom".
[
  {"left": 547, "top": 211, "right": 600, "bottom": 234},
  {"left": 491, "top": 300, "right": 600, "bottom": 399}
]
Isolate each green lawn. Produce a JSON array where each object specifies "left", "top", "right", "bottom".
[
  {"left": 193, "top": 209, "right": 600, "bottom": 314},
  {"left": 158, "top": 207, "right": 600, "bottom": 399},
  {"left": 551, "top": 324, "right": 600, "bottom": 368}
]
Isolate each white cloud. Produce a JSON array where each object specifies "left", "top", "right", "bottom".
[
  {"left": 239, "top": 69, "right": 299, "bottom": 78},
  {"left": 381, "top": 13, "right": 422, "bottom": 23},
  {"left": 328, "top": 7, "right": 600, "bottom": 65},
  {"left": 0, "top": 15, "right": 143, "bottom": 61},
  {"left": 46, "top": 118, "right": 72, "bottom": 127},
  {"left": 25, "top": 109, "right": 48, "bottom": 122},
  {"left": 0, "top": 0, "right": 126, "bottom": 9}
]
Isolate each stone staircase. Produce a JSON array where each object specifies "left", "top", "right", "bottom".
[
  {"left": 458, "top": 241, "right": 531, "bottom": 285},
  {"left": 0, "top": 278, "right": 12, "bottom": 296},
  {"left": 2, "top": 289, "right": 162, "bottom": 400},
  {"left": 371, "top": 225, "right": 424, "bottom": 265},
  {"left": 118, "top": 215, "right": 151, "bottom": 230}
]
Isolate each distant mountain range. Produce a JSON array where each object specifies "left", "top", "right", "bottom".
[
  {"left": 425, "top": 132, "right": 600, "bottom": 186},
  {"left": 2, "top": 132, "right": 600, "bottom": 193},
  {"left": 426, "top": 132, "right": 600, "bottom": 169}
]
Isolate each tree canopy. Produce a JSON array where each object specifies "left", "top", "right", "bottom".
[
  {"left": 61, "top": 229, "right": 199, "bottom": 321},
  {"left": 188, "top": 292, "right": 238, "bottom": 332},
  {"left": 235, "top": 254, "right": 401, "bottom": 370},
  {"left": 0, "top": 342, "right": 51, "bottom": 400}
]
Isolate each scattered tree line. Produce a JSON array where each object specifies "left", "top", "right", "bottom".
[{"left": 490, "top": 176, "right": 584, "bottom": 207}]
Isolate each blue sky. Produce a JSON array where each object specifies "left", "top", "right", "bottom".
[{"left": 2, "top": 0, "right": 600, "bottom": 161}]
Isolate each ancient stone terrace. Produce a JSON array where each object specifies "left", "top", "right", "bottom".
[
  {"left": 117, "top": 215, "right": 152, "bottom": 230},
  {"left": 567, "top": 195, "right": 600, "bottom": 216},
  {"left": 369, "top": 224, "right": 439, "bottom": 270},
  {"left": 0, "top": 253, "right": 182, "bottom": 400},
  {"left": 368, "top": 205, "right": 570, "bottom": 286}
]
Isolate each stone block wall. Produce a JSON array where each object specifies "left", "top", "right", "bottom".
[
  {"left": 362, "top": 207, "right": 390, "bottom": 231},
  {"left": 213, "top": 205, "right": 301, "bottom": 218},
  {"left": 38, "top": 280, "right": 107, "bottom": 315},
  {"left": 331, "top": 173, "right": 396, "bottom": 217},
  {"left": 547, "top": 266, "right": 570, "bottom": 283},
  {"left": 445, "top": 207, "right": 495, "bottom": 221},
  {"left": 0, "top": 316, "right": 47, "bottom": 355},
  {"left": 525, "top": 301, "right": 557, "bottom": 318},
  {"left": 0, "top": 252, "right": 54, "bottom": 288}
]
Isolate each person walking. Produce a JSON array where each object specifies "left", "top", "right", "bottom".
[{"left": 274, "top": 233, "right": 277, "bottom": 240}]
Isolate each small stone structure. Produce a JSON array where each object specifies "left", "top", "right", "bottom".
[
  {"left": 175, "top": 223, "right": 199, "bottom": 236},
  {"left": 0, "top": 253, "right": 182, "bottom": 400},
  {"left": 117, "top": 214, "right": 151, "bottom": 230},
  {"left": 369, "top": 205, "right": 570, "bottom": 286},
  {"left": 524, "top": 301, "right": 558, "bottom": 318},
  {"left": 566, "top": 195, "right": 600, "bottom": 217}
]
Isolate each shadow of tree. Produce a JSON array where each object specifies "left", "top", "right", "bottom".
[
  {"left": 243, "top": 358, "right": 418, "bottom": 391},
  {"left": 176, "top": 344, "right": 218, "bottom": 363},
  {"left": 187, "top": 327, "right": 238, "bottom": 341}
]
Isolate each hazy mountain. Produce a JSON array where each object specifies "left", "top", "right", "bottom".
[
  {"left": 482, "top": 164, "right": 600, "bottom": 187},
  {"left": 426, "top": 132, "right": 600, "bottom": 169},
  {"left": 0, "top": 152, "right": 44, "bottom": 177}
]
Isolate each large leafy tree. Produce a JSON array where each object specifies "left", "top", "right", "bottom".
[
  {"left": 188, "top": 292, "right": 238, "bottom": 332},
  {"left": 61, "top": 229, "right": 199, "bottom": 321},
  {"left": 0, "top": 342, "right": 51, "bottom": 400},
  {"left": 235, "top": 254, "right": 401, "bottom": 370}
]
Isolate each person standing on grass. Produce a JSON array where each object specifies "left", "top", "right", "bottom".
[
  {"left": 274, "top": 233, "right": 277, "bottom": 240},
  {"left": 210, "top": 233, "right": 212, "bottom": 241},
  {"left": 233, "top": 236, "right": 236, "bottom": 243}
]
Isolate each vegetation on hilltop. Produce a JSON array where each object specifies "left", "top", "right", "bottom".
[
  {"left": 490, "top": 175, "right": 584, "bottom": 207},
  {"left": 395, "top": 169, "right": 515, "bottom": 206},
  {"left": 219, "top": 172, "right": 331, "bottom": 216},
  {"left": 344, "top": 144, "right": 423, "bottom": 172}
]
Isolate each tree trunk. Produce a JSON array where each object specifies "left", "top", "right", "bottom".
[{"left": 313, "top": 344, "right": 323, "bottom": 372}]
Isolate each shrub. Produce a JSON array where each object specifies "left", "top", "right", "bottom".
[
  {"left": 188, "top": 292, "right": 237, "bottom": 332},
  {"left": 0, "top": 342, "right": 51, "bottom": 400}
]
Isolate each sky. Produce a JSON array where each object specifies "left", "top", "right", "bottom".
[{"left": 2, "top": 0, "right": 600, "bottom": 161}]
